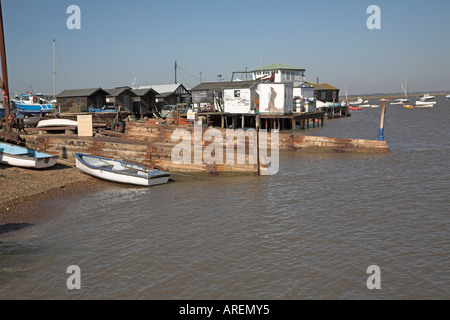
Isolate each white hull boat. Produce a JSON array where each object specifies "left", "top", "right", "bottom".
[
  {"left": 0, "top": 142, "right": 58, "bottom": 169},
  {"left": 75, "top": 153, "right": 170, "bottom": 187},
  {"left": 37, "top": 119, "right": 78, "bottom": 128},
  {"left": 445, "top": 94, "right": 450, "bottom": 100},
  {"left": 415, "top": 101, "right": 436, "bottom": 107}
]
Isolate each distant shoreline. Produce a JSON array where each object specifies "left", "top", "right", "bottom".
[{"left": 344, "top": 92, "right": 448, "bottom": 100}]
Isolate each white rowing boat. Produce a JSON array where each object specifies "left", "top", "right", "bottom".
[
  {"left": 0, "top": 142, "right": 58, "bottom": 169},
  {"left": 37, "top": 119, "right": 78, "bottom": 128},
  {"left": 75, "top": 153, "right": 170, "bottom": 187}
]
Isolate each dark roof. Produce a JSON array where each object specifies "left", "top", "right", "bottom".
[
  {"left": 106, "top": 87, "right": 136, "bottom": 97},
  {"left": 307, "top": 82, "right": 339, "bottom": 91},
  {"left": 56, "top": 88, "right": 107, "bottom": 98},
  {"left": 132, "top": 88, "right": 158, "bottom": 96},
  {"left": 191, "top": 80, "right": 261, "bottom": 91}
]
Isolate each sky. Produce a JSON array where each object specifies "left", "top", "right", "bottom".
[{"left": 1, "top": 0, "right": 450, "bottom": 96}]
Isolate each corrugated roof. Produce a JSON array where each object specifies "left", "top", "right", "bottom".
[
  {"left": 56, "top": 88, "right": 106, "bottom": 98},
  {"left": 252, "top": 64, "right": 305, "bottom": 72}
]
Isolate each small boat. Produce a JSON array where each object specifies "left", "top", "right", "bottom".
[
  {"left": 12, "top": 94, "right": 54, "bottom": 116},
  {"left": 391, "top": 82, "right": 410, "bottom": 104},
  {"left": 403, "top": 105, "right": 414, "bottom": 109},
  {"left": 75, "top": 153, "right": 170, "bottom": 187},
  {"left": 348, "top": 107, "right": 362, "bottom": 110},
  {"left": 348, "top": 97, "right": 364, "bottom": 106},
  {"left": 417, "top": 94, "right": 436, "bottom": 101},
  {"left": 415, "top": 102, "right": 435, "bottom": 107},
  {"left": 0, "top": 142, "right": 58, "bottom": 169},
  {"left": 37, "top": 119, "right": 78, "bottom": 128},
  {"left": 445, "top": 94, "right": 450, "bottom": 100}
]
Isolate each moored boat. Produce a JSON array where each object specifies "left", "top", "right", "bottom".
[
  {"left": 75, "top": 153, "right": 170, "bottom": 187},
  {"left": 0, "top": 142, "right": 58, "bottom": 169},
  {"left": 446, "top": 94, "right": 450, "bottom": 100}
]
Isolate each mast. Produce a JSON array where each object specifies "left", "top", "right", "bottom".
[
  {"left": 174, "top": 60, "right": 177, "bottom": 84},
  {"left": 0, "top": 0, "right": 11, "bottom": 132},
  {"left": 52, "top": 39, "right": 57, "bottom": 98}
]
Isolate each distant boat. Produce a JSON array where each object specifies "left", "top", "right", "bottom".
[
  {"left": 75, "top": 153, "right": 171, "bottom": 187},
  {"left": 391, "top": 81, "right": 410, "bottom": 105},
  {"left": 416, "top": 94, "right": 436, "bottom": 107},
  {"left": 348, "top": 107, "right": 362, "bottom": 110},
  {"left": 12, "top": 94, "right": 54, "bottom": 116},
  {"left": 348, "top": 97, "right": 364, "bottom": 105},
  {"left": 403, "top": 105, "right": 414, "bottom": 109},
  {"left": 415, "top": 101, "right": 436, "bottom": 107},
  {"left": 0, "top": 142, "right": 58, "bottom": 169},
  {"left": 37, "top": 119, "right": 78, "bottom": 128},
  {"left": 417, "top": 94, "right": 436, "bottom": 101},
  {"left": 445, "top": 94, "right": 450, "bottom": 100}
]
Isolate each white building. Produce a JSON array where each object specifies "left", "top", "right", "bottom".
[
  {"left": 251, "top": 64, "right": 306, "bottom": 83},
  {"left": 259, "top": 83, "right": 293, "bottom": 114},
  {"left": 223, "top": 84, "right": 259, "bottom": 114}
]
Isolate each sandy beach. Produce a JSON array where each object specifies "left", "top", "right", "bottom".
[{"left": 0, "top": 160, "right": 105, "bottom": 235}]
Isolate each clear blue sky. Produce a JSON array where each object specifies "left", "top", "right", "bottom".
[{"left": 2, "top": 0, "right": 450, "bottom": 95}]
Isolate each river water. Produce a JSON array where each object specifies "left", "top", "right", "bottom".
[{"left": 1, "top": 97, "right": 449, "bottom": 300}]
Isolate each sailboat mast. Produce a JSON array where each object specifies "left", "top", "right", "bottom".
[{"left": 0, "top": 0, "right": 11, "bottom": 131}]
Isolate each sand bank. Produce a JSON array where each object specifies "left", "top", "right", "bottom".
[{"left": 0, "top": 160, "right": 105, "bottom": 235}]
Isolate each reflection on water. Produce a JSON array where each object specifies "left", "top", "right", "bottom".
[{"left": 0, "top": 97, "right": 449, "bottom": 299}]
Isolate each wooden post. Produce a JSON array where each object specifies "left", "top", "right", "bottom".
[
  {"left": 221, "top": 115, "right": 224, "bottom": 128},
  {"left": 241, "top": 115, "right": 245, "bottom": 129},
  {"left": 256, "top": 114, "right": 261, "bottom": 176},
  {"left": 378, "top": 100, "right": 387, "bottom": 141}
]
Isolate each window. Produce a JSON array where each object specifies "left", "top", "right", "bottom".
[{"left": 234, "top": 90, "right": 241, "bottom": 98}]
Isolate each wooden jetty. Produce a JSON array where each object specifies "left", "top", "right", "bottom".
[{"left": 22, "top": 120, "right": 389, "bottom": 175}]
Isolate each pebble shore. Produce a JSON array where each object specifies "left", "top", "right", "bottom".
[{"left": 0, "top": 160, "right": 105, "bottom": 234}]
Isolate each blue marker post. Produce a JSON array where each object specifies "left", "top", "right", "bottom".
[{"left": 378, "top": 99, "right": 387, "bottom": 141}]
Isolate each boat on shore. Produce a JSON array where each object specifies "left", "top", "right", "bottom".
[
  {"left": 0, "top": 142, "right": 58, "bottom": 169},
  {"left": 75, "top": 153, "right": 171, "bottom": 187},
  {"left": 12, "top": 94, "right": 54, "bottom": 116},
  {"left": 37, "top": 119, "right": 78, "bottom": 128}
]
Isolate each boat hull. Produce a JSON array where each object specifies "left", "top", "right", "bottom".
[
  {"left": 75, "top": 153, "right": 170, "bottom": 187},
  {"left": 37, "top": 119, "right": 78, "bottom": 128},
  {"left": 13, "top": 101, "right": 54, "bottom": 116},
  {"left": 0, "top": 142, "right": 58, "bottom": 169},
  {"left": 416, "top": 101, "right": 436, "bottom": 107}
]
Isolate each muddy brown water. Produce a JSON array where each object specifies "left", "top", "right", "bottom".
[{"left": 0, "top": 97, "right": 449, "bottom": 299}]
